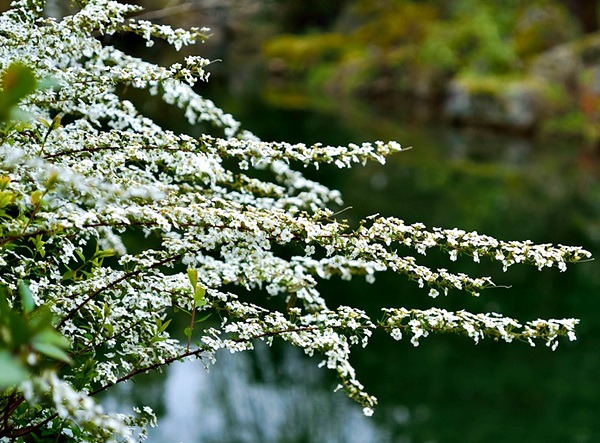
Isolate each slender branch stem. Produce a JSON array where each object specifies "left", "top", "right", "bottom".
[
  {"left": 0, "top": 393, "right": 25, "bottom": 437},
  {"left": 43, "top": 144, "right": 201, "bottom": 160},
  {"left": 4, "top": 413, "right": 57, "bottom": 438}
]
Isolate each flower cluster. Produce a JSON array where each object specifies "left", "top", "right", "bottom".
[
  {"left": 364, "top": 218, "right": 591, "bottom": 272},
  {"left": 20, "top": 372, "right": 137, "bottom": 442},
  {"left": 382, "top": 307, "right": 579, "bottom": 349},
  {"left": 0, "top": 0, "right": 592, "bottom": 441}
]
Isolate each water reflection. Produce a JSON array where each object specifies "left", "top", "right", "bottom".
[{"left": 103, "top": 344, "right": 401, "bottom": 443}]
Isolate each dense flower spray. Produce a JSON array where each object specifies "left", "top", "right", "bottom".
[{"left": 0, "top": 0, "right": 592, "bottom": 441}]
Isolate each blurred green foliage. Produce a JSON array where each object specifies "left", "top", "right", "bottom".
[
  {"left": 261, "top": 0, "right": 600, "bottom": 144},
  {"left": 263, "top": 0, "right": 581, "bottom": 96},
  {"left": 0, "top": 63, "right": 37, "bottom": 123}
]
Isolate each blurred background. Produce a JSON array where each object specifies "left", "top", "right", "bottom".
[{"left": 26, "top": 0, "right": 600, "bottom": 441}]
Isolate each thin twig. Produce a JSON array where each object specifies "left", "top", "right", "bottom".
[{"left": 57, "top": 253, "right": 182, "bottom": 329}]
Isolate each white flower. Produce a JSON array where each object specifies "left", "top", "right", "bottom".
[{"left": 390, "top": 328, "right": 403, "bottom": 341}]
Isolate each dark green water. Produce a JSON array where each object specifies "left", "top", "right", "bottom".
[{"left": 105, "top": 80, "right": 600, "bottom": 442}]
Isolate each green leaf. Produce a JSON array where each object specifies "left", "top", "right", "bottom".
[
  {"left": 0, "top": 285, "right": 10, "bottom": 321},
  {"left": 9, "top": 314, "right": 29, "bottom": 348},
  {"left": 184, "top": 327, "right": 192, "bottom": 339},
  {"left": 95, "top": 249, "right": 114, "bottom": 259},
  {"left": 103, "top": 302, "right": 111, "bottom": 317},
  {"left": 32, "top": 329, "right": 71, "bottom": 350},
  {"left": 174, "top": 305, "right": 190, "bottom": 315},
  {"left": 29, "top": 234, "right": 45, "bottom": 253},
  {"left": 28, "top": 306, "right": 54, "bottom": 335},
  {"left": 62, "top": 267, "right": 75, "bottom": 281},
  {"left": 102, "top": 323, "right": 114, "bottom": 335},
  {"left": 0, "top": 63, "right": 37, "bottom": 123},
  {"left": 1, "top": 63, "right": 37, "bottom": 104},
  {"left": 194, "top": 286, "right": 206, "bottom": 308},
  {"left": 49, "top": 113, "right": 62, "bottom": 131},
  {"left": 158, "top": 318, "right": 172, "bottom": 334},
  {"left": 0, "top": 191, "right": 13, "bottom": 208},
  {"left": 195, "top": 313, "right": 212, "bottom": 324},
  {"left": 17, "top": 280, "right": 35, "bottom": 314},
  {"left": 31, "top": 328, "right": 71, "bottom": 364},
  {"left": 30, "top": 190, "right": 43, "bottom": 206},
  {"left": 0, "top": 176, "right": 10, "bottom": 191},
  {"left": 0, "top": 351, "right": 27, "bottom": 388},
  {"left": 44, "top": 171, "right": 59, "bottom": 189},
  {"left": 187, "top": 268, "right": 198, "bottom": 289},
  {"left": 32, "top": 342, "right": 71, "bottom": 364}
]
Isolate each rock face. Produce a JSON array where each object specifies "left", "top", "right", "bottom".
[
  {"left": 444, "top": 33, "right": 600, "bottom": 142},
  {"left": 444, "top": 78, "right": 542, "bottom": 132}
]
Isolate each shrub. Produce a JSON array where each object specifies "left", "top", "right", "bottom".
[{"left": 0, "top": 1, "right": 591, "bottom": 441}]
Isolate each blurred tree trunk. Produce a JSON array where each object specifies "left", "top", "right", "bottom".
[{"left": 567, "top": 0, "right": 599, "bottom": 33}]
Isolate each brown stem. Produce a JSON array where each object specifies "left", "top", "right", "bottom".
[
  {"left": 4, "top": 413, "right": 57, "bottom": 439},
  {"left": 186, "top": 305, "right": 196, "bottom": 353},
  {"left": 0, "top": 393, "right": 25, "bottom": 437},
  {"left": 43, "top": 144, "right": 199, "bottom": 160}
]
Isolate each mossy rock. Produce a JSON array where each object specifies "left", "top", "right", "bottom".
[
  {"left": 531, "top": 32, "right": 600, "bottom": 87},
  {"left": 444, "top": 75, "right": 547, "bottom": 131}
]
